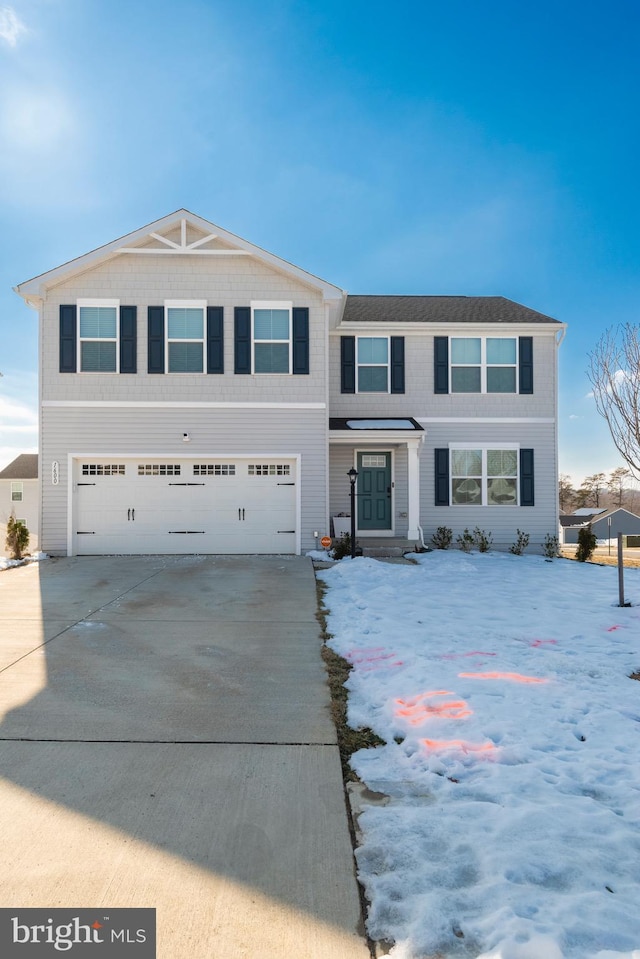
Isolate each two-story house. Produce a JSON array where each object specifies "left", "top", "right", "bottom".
[{"left": 15, "top": 210, "right": 565, "bottom": 556}]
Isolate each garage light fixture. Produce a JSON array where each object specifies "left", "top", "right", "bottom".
[{"left": 183, "top": 432, "right": 191, "bottom": 442}]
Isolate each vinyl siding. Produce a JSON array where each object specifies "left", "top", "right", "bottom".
[
  {"left": 41, "top": 406, "right": 327, "bottom": 554},
  {"left": 329, "top": 331, "right": 558, "bottom": 418},
  {"left": 422, "top": 422, "right": 558, "bottom": 548},
  {"left": 43, "top": 255, "right": 327, "bottom": 405},
  {"left": 0, "top": 478, "right": 39, "bottom": 550}
]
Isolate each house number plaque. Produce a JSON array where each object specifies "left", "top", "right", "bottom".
[{"left": 52, "top": 460, "right": 59, "bottom": 485}]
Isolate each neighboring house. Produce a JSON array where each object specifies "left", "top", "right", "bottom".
[
  {"left": 0, "top": 453, "right": 39, "bottom": 552},
  {"left": 14, "top": 210, "right": 566, "bottom": 556},
  {"left": 560, "top": 508, "right": 640, "bottom": 545}
]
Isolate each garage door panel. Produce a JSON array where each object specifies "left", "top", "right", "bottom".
[{"left": 73, "top": 458, "right": 297, "bottom": 555}]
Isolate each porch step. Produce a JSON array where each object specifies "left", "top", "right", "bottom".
[{"left": 361, "top": 545, "right": 410, "bottom": 558}]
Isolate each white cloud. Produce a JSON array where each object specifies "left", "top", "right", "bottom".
[
  {"left": 0, "top": 6, "right": 26, "bottom": 47},
  {"left": 568, "top": 414, "right": 581, "bottom": 420},
  {"left": 0, "top": 372, "right": 38, "bottom": 469}
]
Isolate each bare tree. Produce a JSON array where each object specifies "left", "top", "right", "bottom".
[
  {"left": 588, "top": 324, "right": 640, "bottom": 479},
  {"left": 608, "top": 466, "right": 631, "bottom": 508},
  {"left": 558, "top": 474, "right": 576, "bottom": 512},
  {"left": 579, "top": 472, "right": 606, "bottom": 508}
]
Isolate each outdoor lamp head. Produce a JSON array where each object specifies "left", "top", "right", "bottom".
[{"left": 348, "top": 467, "right": 358, "bottom": 485}]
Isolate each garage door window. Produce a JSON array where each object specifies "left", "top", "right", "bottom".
[
  {"left": 193, "top": 464, "right": 236, "bottom": 476},
  {"left": 82, "top": 464, "right": 126, "bottom": 476},
  {"left": 248, "top": 464, "right": 291, "bottom": 476},
  {"left": 138, "top": 464, "right": 182, "bottom": 476}
]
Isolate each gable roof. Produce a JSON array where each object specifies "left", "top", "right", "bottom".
[
  {"left": 15, "top": 209, "right": 346, "bottom": 306},
  {"left": 341, "top": 295, "right": 562, "bottom": 325},
  {"left": 560, "top": 506, "right": 640, "bottom": 528},
  {"left": 0, "top": 453, "right": 38, "bottom": 479}
]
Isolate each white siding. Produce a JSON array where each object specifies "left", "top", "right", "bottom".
[{"left": 0, "top": 478, "right": 39, "bottom": 552}]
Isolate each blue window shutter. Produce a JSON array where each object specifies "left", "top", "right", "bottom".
[
  {"left": 120, "top": 306, "right": 137, "bottom": 374},
  {"left": 390, "top": 336, "right": 405, "bottom": 393},
  {"left": 434, "top": 337, "right": 449, "bottom": 393},
  {"left": 519, "top": 337, "right": 533, "bottom": 394},
  {"left": 520, "top": 449, "right": 535, "bottom": 506},
  {"left": 435, "top": 448, "right": 450, "bottom": 505},
  {"left": 341, "top": 336, "right": 356, "bottom": 393},
  {"left": 59, "top": 305, "right": 77, "bottom": 373},
  {"left": 147, "top": 307, "right": 165, "bottom": 374},
  {"left": 292, "top": 307, "right": 309, "bottom": 374},
  {"left": 234, "top": 307, "right": 251, "bottom": 374},
  {"left": 207, "top": 306, "right": 224, "bottom": 374}
]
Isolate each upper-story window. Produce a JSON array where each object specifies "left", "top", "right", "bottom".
[
  {"left": 252, "top": 302, "right": 292, "bottom": 373},
  {"left": 11, "top": 482, "right": 23, "bottom": 502},
  {"left": 451, "top": 337, "right": 517, "bottom": 393},
  {"left": 357, "top": 337, "right": 389, "bottom": 392},
  {"left": 166, "top": 301, "right": 206, "bottom": 373},
  {"left": 78, "top": 300, "right": 119, "bottom": 372}
]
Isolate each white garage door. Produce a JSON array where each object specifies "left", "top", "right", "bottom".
[{"left": 73, "top": 458, "right": 298, "bottom": 554}]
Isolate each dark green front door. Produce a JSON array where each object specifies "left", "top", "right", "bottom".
[{"left": 357, "top": 452, "right": 392, "bottom": 530}]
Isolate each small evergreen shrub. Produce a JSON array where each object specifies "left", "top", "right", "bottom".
[
  {"left": 575, "top": 525, "right": 597, "bottom": 563},
  {"left": 431, "top": 526, "right": 453, "bottom": 550},
  {"left": 457, "top": 528, "right": 475, "bottom": 552},
  {"left": 509, "top": 529, "right": 530, "bottom": 556},
  {"left": 332, "top": 533, "right": 361, "bottom": 560},
  {"left": 473, "top": 527, "right": 492, "bottom": 552},
  {"left": 542, "top": 533, "right": 559, "bottom": 559},
  {"left": 6, "top": 517, "right": 29, "bottom": 561}
]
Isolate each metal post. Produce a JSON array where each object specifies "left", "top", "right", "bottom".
[
  {"left": 347, "top": 468, "right": 358, "bottom": 559},
  {"left": 608, "top": 516, "right": 612, "bottom": 556},
  {"left": 618, "top": 532, "right": 625, "bottom": 607}
]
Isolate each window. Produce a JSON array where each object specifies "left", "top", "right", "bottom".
[
  {"left": 11, "top": 482, "right": 23, "bottom": 502},
  {"left": 193, "top": 464, "right": 236, "bottom": 476},
  {"left": 79, "top": 300, "right": 118, "bottom": 372},
  {"left": 357, "top": 337, "right": 389, "bottom": 392},
  {"left": 451, "top": 447, "right": 518, "bottom": 506},
  {"left": 138, "top": 464, "right": 181, "bottom": 476},
  {"left": 248, "top": 464, "right": 291, "bottom": 476},
  {"left": 166, "top": 301, "right": 205, "bottom": 373},
  {"left": 252, "top": 302, "right": 291, "bottom": 373},
  {"left": 81, "top": 464, "right": 125, "bottom": 476},
  {"left": 451, "top": 338, "right": 517, "bottom": 393}
]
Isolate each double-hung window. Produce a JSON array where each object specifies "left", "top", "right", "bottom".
[
  {"left": 11, "top": 482, "right": 23, "bottom": 503},
  {"left": 252, "top": 302, "right": 291, "bottom": 373},
  {"left": 357, "top": 337, "right": 389, "bottom": 392},
  {"left": 451, "top": 446, "right": 519, "bottom": 506},
  {"left": 166, "top": 301, "right": 206, "bottom": 373},
  {"left": 78, "top": 299, "right": 119, "bottom": 372},
  {"left": 450, "top": 337, "right": 517, "bottom": 393}
]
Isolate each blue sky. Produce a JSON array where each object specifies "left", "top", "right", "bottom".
[{"left": 1, "top": 0, "right": 638, "bottom": 482}]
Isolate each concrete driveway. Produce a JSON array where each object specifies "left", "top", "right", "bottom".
[{"left": 0, "top": 555, "right": 370, "bottom": 959}]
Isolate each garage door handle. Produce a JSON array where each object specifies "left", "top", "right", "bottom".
[
  {"left": 238, "top": 508, "right": 245, "bottom": 521},
  {"left": 127, "top": 508, "right": 131, "bottom": 521}
]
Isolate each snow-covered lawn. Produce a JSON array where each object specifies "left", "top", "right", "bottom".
[{"left": 318, "top": 552, "right": 640, "bottom": 959}]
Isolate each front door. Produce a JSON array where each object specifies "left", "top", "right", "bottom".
[{"left": 357, "top": 452, "right": 392, "bottom": 531}]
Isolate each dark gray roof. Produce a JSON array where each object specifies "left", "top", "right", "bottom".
[
  {"left": 342, "top": 295, "right": 561, "bottom": 325},
  {"left": 0, "top": 453, "right": 38, "bottom": 479}
]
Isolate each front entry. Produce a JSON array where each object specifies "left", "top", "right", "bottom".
[{"left": 357, "top": 452, "right": 392, "bottom": 531}]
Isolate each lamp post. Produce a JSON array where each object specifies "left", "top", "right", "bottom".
[{"left": 347, "top": 467, "right": 358, "bottom": 559}]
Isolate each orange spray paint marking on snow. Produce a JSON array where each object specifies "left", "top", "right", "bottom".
[
  {"left": 530, "top": 639, "right": 558, "bottom": 647},
  {"left": 421, "top": 738, "right": 497, "bottom": 755},
  {"left": 395, "top": 690, "right": 472, "bottom": 724},
  {"left": 346, "top": 648, "right": 404, "bottom": 671},
  {"left": 607, "top": 625, "right": 624, "bottom": 632},
  {"left": 459, "top": 671, "right": 548, "bottom": 684}
]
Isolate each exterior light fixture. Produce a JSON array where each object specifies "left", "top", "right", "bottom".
[{"left": 347, "top": 467, "right": 358, "bottom": 558}]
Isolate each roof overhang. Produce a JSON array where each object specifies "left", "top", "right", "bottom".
[
  {"left": 15, "top": 209, "right": 347, "bottom": 309},
  {"left": 329, "top": 417, "right": 425, "bottom": 445}
]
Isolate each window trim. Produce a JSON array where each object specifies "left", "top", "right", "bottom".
[
  {"left": 77, "top": 298, "right": 120, "bottom": 374},
  {"left": 450, "top": 336, "right": 518, "bottom": 394},
  {"left": 10, "top": 482, "right": 23, "bottom": 502},
  {"left": 251, "top": 300, "right": 293, "bottom": 375},
  {"left": 449, "top": 443, "right": 520, "bottom": 506},
  {"left": 165, "top": 300, "right": 207, "bottom": 374},
  {"left": 356, "top": 335, "right": 391, "bottom": 393}
]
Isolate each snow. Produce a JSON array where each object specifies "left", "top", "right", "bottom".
[
  {"left": 317, "top": 551, "right": 640, "bottom": 959},
  {"left": 0, "top": 552, "right": 48, "bottom": 570},
  {"left": 346, "top": 419, "right": 417, "bottom": 429}
]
